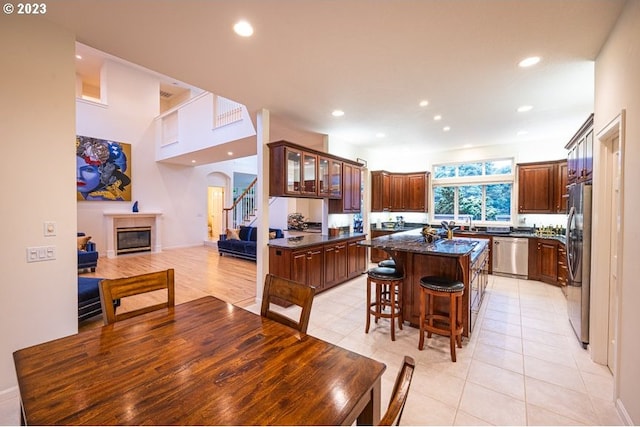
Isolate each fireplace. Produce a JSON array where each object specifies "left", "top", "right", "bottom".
[{"left": 117, "top": 227, "right": 152, "bottom": 254}]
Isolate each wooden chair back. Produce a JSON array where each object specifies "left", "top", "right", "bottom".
[
  {"left": 379, "top": 356, "right": 416, "bottom": 426},
  {"left": 260, "top": 274, "right": 315, "bottom": 334},
  {"left": 99, "top": 269, "right": 175, "bottom": 325}
]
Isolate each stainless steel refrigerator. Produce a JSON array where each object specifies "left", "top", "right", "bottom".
[{"left": 565, "top": 182, "right": 592, "bottom": 349}]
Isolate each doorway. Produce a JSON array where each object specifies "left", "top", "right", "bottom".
[
  {"left": 595, "top": 111, "right": 625, "bottom": 377},
  {"left": 208, "top": 186, "right": 224, "bottom": 241}
]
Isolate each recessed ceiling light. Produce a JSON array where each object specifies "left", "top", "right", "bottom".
[
  {"left": 443, "top": 126, "right": 451, "bottom": 132},
  {"left": 376, "top": 133, "right": 385, "bottom": 138},
  {"left": 517, "top": 105, "right": 533, "bottom": 112},
  {"left": 75, "top": 54, "right": 82, "bottom": 60},
  {"left": 332, "top": 110, "right": 345, "bottom": 117},
  {"left": 463, "top": 144, "right": 473, "bottom": 148},
  {"left": 519, "top": 56, "right": 541, "bottom": 68},
  {"left": 227, "top": 151, "right": 234, "bottom": 156},
  {"left": 233, "top": 20, "right": 254, "bottom": 37},
  {"left": 419, "top": 100, "right": 429, "bottom": 107},
  {"left": 191, "top": 160, "right": 197, "bottom": 164},
  {"left": 433, "top": 115, "right": 442, "bottom": 121}
]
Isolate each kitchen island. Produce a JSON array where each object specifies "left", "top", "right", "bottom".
[
  {"left": 359, "top": 228, "right": 490, "bottom": 337},
  {"left": 269, "top": 233, "right": 368, "bottom": 298}
]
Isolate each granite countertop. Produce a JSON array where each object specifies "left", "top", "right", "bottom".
[
  {"left": 268, "top": 232, "right": 367, "bottom": 249},
  {"left": 360, "top": 228, "right": 489, "bottom": 260}
]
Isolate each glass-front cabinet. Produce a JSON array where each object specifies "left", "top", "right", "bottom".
[
  {"left": 270, "top": 141, "right": 354, "bottom": 200},
  {"left": 301, "top": 152, "right": 317, "bottom": 195},
  {"left": 285, "top": 147, "right": 301, "bottom": 193},
  {"left": 318, "top": 157, "right": 342, "bottom": 198}
]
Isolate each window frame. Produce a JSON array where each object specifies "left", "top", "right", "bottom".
[{"left": 431, "top": 158, "right": 515, "bottom": 225}]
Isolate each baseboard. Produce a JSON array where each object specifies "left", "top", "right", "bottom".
[
  {"left": 616, "top": 398, "right": 634, "bottom": 425},
  {"left": 0, "top": 386, "right": 20, "bottom": 426},
  {"left": 0, "top": 386, "right": 18, "bottom": 403}
]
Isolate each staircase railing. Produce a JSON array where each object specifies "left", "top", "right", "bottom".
[{"left": 223, "top": 177, "right": 258, "bottom": 231}]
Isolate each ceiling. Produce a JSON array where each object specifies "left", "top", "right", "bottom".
[{"left": 48, "top": 0, "right": 625, "bottom": 162}]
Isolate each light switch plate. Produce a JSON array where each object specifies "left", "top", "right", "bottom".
[{"left": 44, "top": 221, "right": 56, "bottom": 236}]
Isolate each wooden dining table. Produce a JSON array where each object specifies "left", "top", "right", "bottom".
[{"left": 13, "top": 296, "right": 386, "bottom": 425}]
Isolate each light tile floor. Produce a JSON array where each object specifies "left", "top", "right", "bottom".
[{"left": 247, "top": 273, "right": 624, "bottom": 426}]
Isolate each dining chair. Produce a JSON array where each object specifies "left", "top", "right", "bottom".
[
  {"left": 99, "top": 268, "right": 175, "bottom": 325},
  {"left": 260, "top": 274, "right": 316, "bottom": 334},
  {"left": 379, "top": 355, "right": 416, "bottom": 426}
]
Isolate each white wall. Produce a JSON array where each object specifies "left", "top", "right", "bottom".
[
  {"left": 0, "top": 16, "right": 77, "bottom": 421},
  {"left": 594, "top": 1, "right": 640, "bottom": 423},
  {"left": 77, "top": 60, "right": 256, "bottom": 252}
]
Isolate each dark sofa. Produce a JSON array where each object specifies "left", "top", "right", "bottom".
[
  {"left": 77, "top": 232, "right": 98, "bottom": 272},
  {"left": 218, "top": 226, "right": 284, "bottom": 261},
  {"left": 78, "top": 277, "right": 120, "bottom": 322}
]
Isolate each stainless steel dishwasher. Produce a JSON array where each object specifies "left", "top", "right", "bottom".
[{"left": 492, "top": 237, "right": 529, "bottom": 278}]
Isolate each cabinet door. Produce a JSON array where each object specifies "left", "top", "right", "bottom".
[
  {"left": 324, "top": 244, "right": 337, "bottom": 287},
  {"left": 555, "top": 162, "right": 568, "bottom": 213},
  {"left": 347, "top": 239, "right": 366, "bottom": 278},
  {"left": 538, "top": 240, "right": 558, "bottom": 284},
  {"left": 329, "top": 159, "right": 342, "bottom": 198},
  {"left": 518, "top": 164, "right": 555, "bottom": 213},
  {"left": 371, "top": 171, "right": 384, "bottom": 212},
  {"left": 404, "top": 173, "right": 427, "bottom": 212},
  {"left": 389, "top": 175, "right": 404, "bottom": 210},
  {"left": 528, "top": 238, "right": 540, "bottom": 281},
  {"left": 567, "top": 145, "right": 578, "bottom": 184},
  {"left": 285, "top": 147, "right": 302, "bottom": 194},
  {"left": 291, "top": 250, "right": 308, "bottom": 285},
  {"left": 318, "top": 157, "right": 330, "bottom": 197},
  {"left": 301, "top": 152, "right": 317, "bottom": 195},
  {"left": 307, "top": 247, "right": 324, "bottom": 289}
]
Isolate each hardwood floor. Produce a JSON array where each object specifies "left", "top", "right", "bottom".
[{"left": 79, "top": 245, "right": 258, "bottom": 330}]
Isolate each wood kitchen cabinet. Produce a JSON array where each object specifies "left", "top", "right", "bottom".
[
  {"left": 371, "top": 171, "right": 391, "bottom": 211},
  {"left": 269, "top": 236, "right": 367, "bottom": 300},
  {"left": 324, "top": 241, "right": 348, "bottom": 288},
  {"left": 347, "top": 239, "right": 367, "bottom": 279},
  {"left": 318, "top": 156, "right": 342, "bottom": 198},
  {"left": 566, "top": 114, "right": 594, "bottom": 184},
  {"left": 517, "top": 160, "right": 567, "bottom": 214},
  {"left": 370, "top": 170, "right": 429, "bottom": 212},
  {"left": 291, "top": 246, "right": 324, "bottom": 290},
  {"left": 329, "top": 163, "right": 362, "bottom": 213},
  {"left": 269, "top": 140, "right": 362, "bottom": 200},
  {"left": 528, "top": 238, "right": 562, "bottom": 285}
]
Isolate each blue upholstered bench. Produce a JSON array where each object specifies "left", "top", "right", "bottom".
[{"left": 78, "top": 277, "right": 120, "bottom": 322}]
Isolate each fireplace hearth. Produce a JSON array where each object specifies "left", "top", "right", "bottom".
[{"left": 117, "top": 227, "right": 152, "bottom": 254}]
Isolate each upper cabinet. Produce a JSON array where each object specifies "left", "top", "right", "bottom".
[
  {"left": 329, "top": 162, "right": 362, "bottom": 213},
  {"left": 269, "top": 141, "right": 363, "bottom": 205},
  {"left": 566, "top": 114, "right": 594, "bottom": 184},
  {"left": 370, "top": 170, "right": 429, "bottom": 212},
  {"left": 517, "top": 160, "right": 568, "bottom": 214}
]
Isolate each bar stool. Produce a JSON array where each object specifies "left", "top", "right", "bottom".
[
  {"left": 366, "top": 266, "right": 404, "bottom": 341},
  {"left": 418, "top": 276, "right": 464, "bottom": 362},
  {"left": 377, "top": 259, "right": 396, "bottom": 268}
]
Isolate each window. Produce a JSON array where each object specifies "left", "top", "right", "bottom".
[{"left": 432, "top": 159, "right": 513, "bottom": 224}]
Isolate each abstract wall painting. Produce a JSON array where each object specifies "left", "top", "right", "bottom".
[{"left": 76, "top": 135, "right": 132, "bottom": 201}]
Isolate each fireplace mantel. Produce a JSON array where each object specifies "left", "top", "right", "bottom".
[{"left": 104, "top": 212, "right": 162, "bottom": 258}]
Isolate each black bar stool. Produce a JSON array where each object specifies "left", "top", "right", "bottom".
[
  {"left": 366, "top": 266, "right": 404, "bottom": 341},
  {"left": 418, "top": 276, "right": 464, "bottom": 362},
  {"left": 377, "top": 259, "right": 396, "bottom": 268}
]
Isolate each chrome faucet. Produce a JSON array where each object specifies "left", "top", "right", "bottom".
[{"left": 466, "top": 215, "right": 474, "bottom": 231}]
